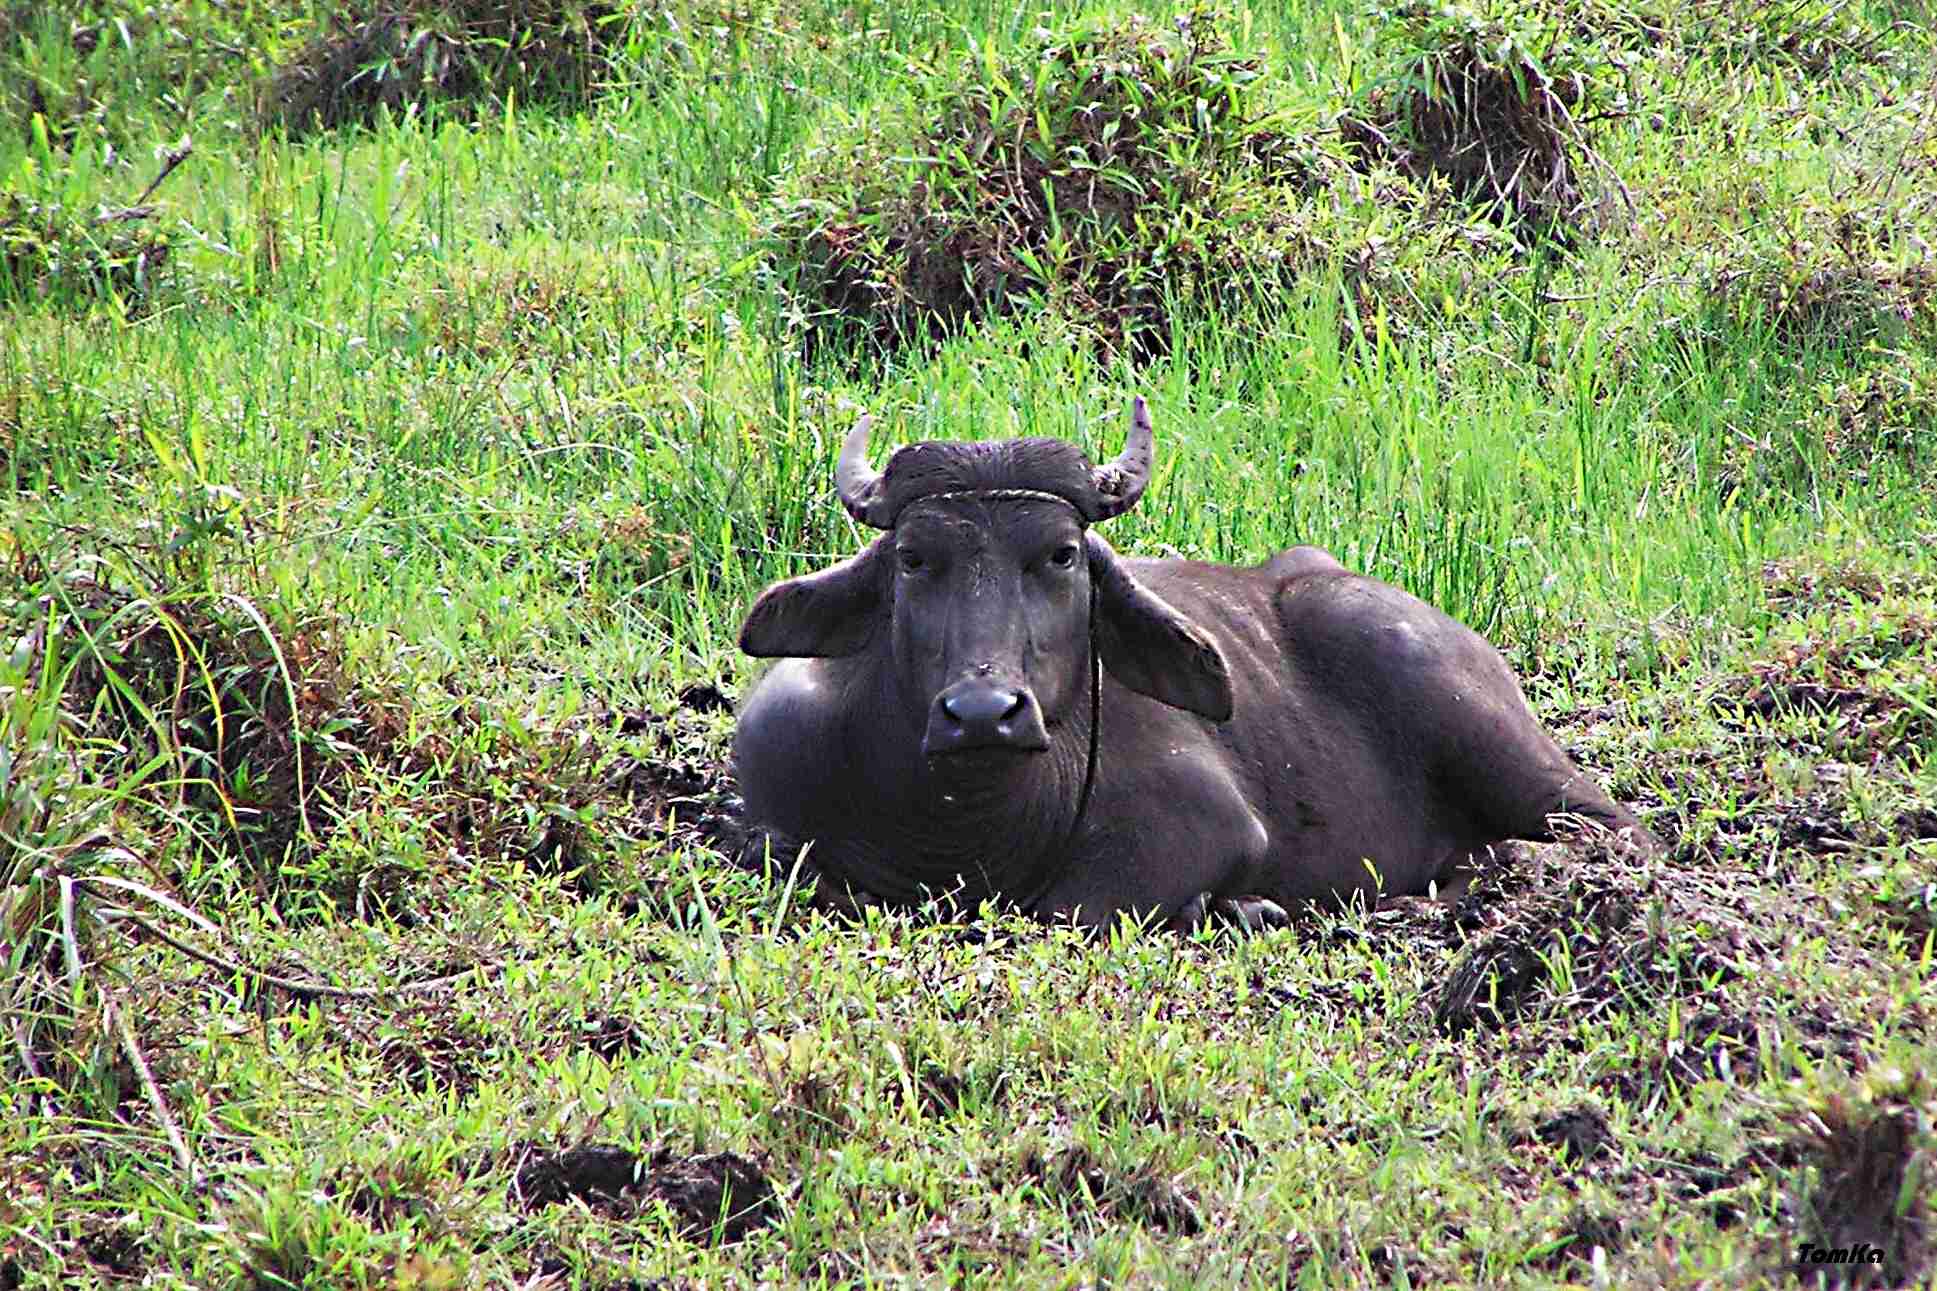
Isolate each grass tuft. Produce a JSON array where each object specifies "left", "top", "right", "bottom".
[
  {"left": 1341, "top": 0, "right": 1626, "bottom": 241},
  {"left": 265, "top": 0, "right": 632, "bottom": 136},
  {"left": 769, "top": 5, "right": 1330, "bottom": 357},
  {"left": 1018, "top": 1140, "right": 1205, "bottom": 1235}
]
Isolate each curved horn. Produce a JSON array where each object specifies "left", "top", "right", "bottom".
[
  {"left": 1089, "top": 396, "right": 1155, "bottom": 520},
  {"left": 835, "top": 414, "right": 892, "bottom": 528}
]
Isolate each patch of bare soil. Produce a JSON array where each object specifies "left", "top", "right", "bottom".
[
  {"left": 871, "top": 1054, "right": 985, "bottom": 1122},
  {"left": 1528, "top": 1105, "right": 1614, "bottom": 1169},
  {"left": 1665, "top": 573, "right": 1937, "bottom": 863},
  {"left": 580, "top": 1013, "right": 649, "bottom": 1061},
  {"left": 611, "top": 696, "right": 731, "bottom": 818},
  {"left": 600, "top": 683, "right": 795, "bottom": 895},
  {"left": 1645, "top": 1141, "right": 1797, "bottom": 1231},
  {"left": 74, "top": 1221, "right": 145, "bottom": 1282},
  {"left": 1529, "top": 1208, "right": 1625, "bottom": 1271},
  {"left": 514, "top": 1144, "right": 780, "bottom": 1245},
  {"left": 914, "top": 1063, "right": 969, "bottom": 1117}
]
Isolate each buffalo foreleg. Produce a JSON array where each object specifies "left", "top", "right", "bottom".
[{"left": 1172, "top": 892, "right": 1292, "bottom": 935}]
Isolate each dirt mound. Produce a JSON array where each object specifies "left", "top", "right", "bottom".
[
  {"left": 1429, "top": 826, "right": 1742, "bottom": 1037},
  {"left": 515, "top": 1144, "right": 780, "bottom": 1245}
]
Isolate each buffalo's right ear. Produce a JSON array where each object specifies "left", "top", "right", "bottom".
[{"left": 738, "top": 538, "right": 887, "bottom": 658}]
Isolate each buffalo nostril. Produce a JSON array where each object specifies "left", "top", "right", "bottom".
[
  {"left": 927, "top": 682, "right": 1048, "bottom": 754},
  {"left": 942, "top": 687, "right": 1022, "bottom": 726}
]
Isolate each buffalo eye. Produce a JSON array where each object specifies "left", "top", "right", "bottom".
[
  {"left": 897, "top": 547, "right": 928, "bottom": 575},
  {"left": 1046, "top": 544, "right": 1080, "bottom": 571}
]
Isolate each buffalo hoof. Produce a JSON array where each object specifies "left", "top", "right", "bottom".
[
  {"left": 1175, "top": 893, "right": 1291, "bottom": 935},
  {"left": 737, "top": 837, "right": 869, "bottom": 918}
]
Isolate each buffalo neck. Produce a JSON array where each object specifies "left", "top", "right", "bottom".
[{"left": 829, "top": 672, "right": 1093, "bottom": 910}]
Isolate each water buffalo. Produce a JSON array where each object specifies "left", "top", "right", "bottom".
[{"left": 733, "top": 399, "right": 1653, "bottom": 930}]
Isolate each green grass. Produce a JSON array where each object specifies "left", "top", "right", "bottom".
[{"left": 3, "top": 0, "right": 1935, "bottom": 1286}]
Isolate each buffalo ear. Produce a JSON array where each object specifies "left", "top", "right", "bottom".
[
  {"left": 1086, "top": 533, "right": 1233, "bottom": 721},
  {"left": 739, "top": 538, "right": 886, "bottom": 658}
]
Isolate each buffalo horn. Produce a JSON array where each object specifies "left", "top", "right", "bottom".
[
  {"left": 1089, "top": 396, "right": 1154, "bottom": 519},
  {"left": 834, "top": 414, "right": 891, "bottom": 527}
]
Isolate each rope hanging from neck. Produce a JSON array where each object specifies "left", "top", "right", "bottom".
[{"left": 1066, "top": 572, "right": 1103, "bottom": 854}]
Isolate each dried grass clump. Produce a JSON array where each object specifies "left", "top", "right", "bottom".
[
  {"left": 1798, "top": 355, "right": 1937, "bottom": 485},
  {"left": 1018, "top": 1142, "right": 1203, "bottom": 1235},
  {"left": 266, "top": 0, "right": 628, "bottom": 135},
  {"left": 1697, "top": 157, "right": 1936, "bottom": 354},
  {"left": 1342, "top": 1, "right": 1627, "bottom": 242},
  {"left": 2, "top": 538, "right": 397, "bottom": 907},
  {"left": 1561, "top": 0, "right": 1913, "bottom": 74},
  {"left": 768, "top": 6, "right": 1335, "bottom": 358}
]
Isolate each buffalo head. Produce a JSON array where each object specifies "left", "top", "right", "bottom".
[{"left": 738, "top": 399, "right": 1233, "bottom": 760}]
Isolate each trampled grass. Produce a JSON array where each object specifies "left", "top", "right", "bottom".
[{"left": 2, "top": 0, "right": 1934, "bottom": 1286}]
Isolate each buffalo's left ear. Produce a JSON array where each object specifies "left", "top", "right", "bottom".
[
  {"left": 1086, "top": 533, "right": 1233, "bottom": 721},
  {"left": 739, "top": 537, "right": 887, "bottom": 658}
]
